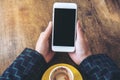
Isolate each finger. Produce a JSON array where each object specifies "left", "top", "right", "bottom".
[
  {"left": 77, "top": 20, "right": 85, "bottom": 41},
  {"left": 44, "top": 21, "right": 52, "bottom": 39}
]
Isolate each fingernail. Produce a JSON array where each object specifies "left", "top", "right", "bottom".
[{"left": 49, "top": 21, "right": 52, "bottom": 24}]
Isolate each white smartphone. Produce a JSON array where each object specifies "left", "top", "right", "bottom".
[{"left": 52, "top": 2, "right": 77, "bottom": 52}]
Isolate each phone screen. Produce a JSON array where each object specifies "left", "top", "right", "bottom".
[{"left": 53, "top": 8, "right": 76, "bottom": 46}]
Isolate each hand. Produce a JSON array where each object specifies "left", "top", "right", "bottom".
[
  {"left": 35, "top": 21, "right": 54, "bottom": 63},
  {"left": 69, "top": 21, "right": 92, "bottom": 65}
]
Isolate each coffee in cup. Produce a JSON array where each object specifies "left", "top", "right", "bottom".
[{"left": 49, "top": 66, "right": 74, "bottom": 80}]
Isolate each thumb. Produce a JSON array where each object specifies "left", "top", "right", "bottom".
[
  {"left": 44, "top": 21, "right": 52, "bottom": 39},
  {"left": 77, "top": 21, "right": 85, "bottom": 41}
]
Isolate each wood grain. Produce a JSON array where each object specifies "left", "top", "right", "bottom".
[{"left": 0, "top": 0, "right": 120, "bottom": 74}]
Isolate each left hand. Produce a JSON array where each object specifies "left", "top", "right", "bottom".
[{"left": 35, "top": 21, "right": 54, "bottom": 63}]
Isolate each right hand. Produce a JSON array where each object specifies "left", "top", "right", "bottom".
[{"left": 69, "top": 21, "right": 92, "bottom": 65}]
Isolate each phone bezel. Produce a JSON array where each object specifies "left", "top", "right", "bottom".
[{"left": 52, "top": 2, "right": 77, "bottom": 52}]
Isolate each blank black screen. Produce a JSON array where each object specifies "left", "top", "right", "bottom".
[{"left": 53, "top": 8, "right": 76, "bottom": 46}]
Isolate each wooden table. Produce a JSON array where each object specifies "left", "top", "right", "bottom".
[{"left": 0, "top": 0, "right": 120, "bottom": 74}]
